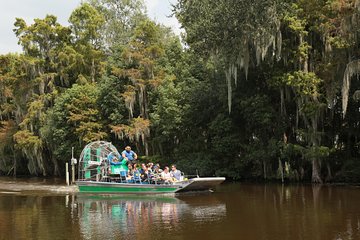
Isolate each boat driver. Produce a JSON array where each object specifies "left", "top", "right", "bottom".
[{"left": 121, "top": 146, "right": 138, "bottom": 165}]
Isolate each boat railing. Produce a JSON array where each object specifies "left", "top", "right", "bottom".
[
  {"left": 183, "top": 174, "right": 199, "bottom": 179},
  {"left": 78, "top": 162, "right": 194, "bottom": 185}
]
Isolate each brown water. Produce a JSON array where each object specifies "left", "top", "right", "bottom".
[{"left": 0, "top": 182, "right": 360, "bottom": 240}]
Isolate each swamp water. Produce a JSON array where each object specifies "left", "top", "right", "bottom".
[{"left": 0, "top": 180, "right": 359, "bottom": 240}]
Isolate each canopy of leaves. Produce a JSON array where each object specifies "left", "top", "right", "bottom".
[{"left": 0, "top": 0, "right": 360, "bottom": 183}]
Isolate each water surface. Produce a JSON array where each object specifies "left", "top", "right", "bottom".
[{"left": 0, "top": 181, "right": 359, "bottom": 240}]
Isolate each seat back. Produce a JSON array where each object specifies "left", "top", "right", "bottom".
[
  {"left": 119, "top": 170, "right": 127, "bottom": 182},
  {"left": 111, "top": 165, "right": 122, "bottom": 174}
]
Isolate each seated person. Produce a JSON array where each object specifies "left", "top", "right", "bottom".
[
  {"left": 154, "top": 164, "right": 162, "bottom": 173},
  {"left": 160, "top": 166, "right": 173, "bottom": 182},
  {"left": 139, "top": 163, "right": 146, "bottom": 175},
  {"left": 132, "top": 168, "right": 142, "bottom": 182},
  {"left": 147, "top": 163, "right": 154, "bottom": 172},
  {"left": 140, "top": 166, "right": 149, "bottom": 182},
  {"left": 107, "top": 152, "right": 128, "bottom": 174},
  {"left": 147, "top": 164, "right": 154, "bottom": 179},
  {"left": 121, "top": 146, "right": 137, "bottom": 165},
  {"left": 107, "top": 152, "right": 120, "bottom": 164},
  {"left": 133, "top": 163, "right": 139, "bottom": 173},
  {"left": 170, "top": 164, "right": 182, "bottom": 181},
  {"left": 127, "top": 163, "right": 134, "bottom": 180}
]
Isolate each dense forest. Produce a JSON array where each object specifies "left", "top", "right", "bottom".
[{"left": 0, "top": 0, "right": 360, "bottom": 183}]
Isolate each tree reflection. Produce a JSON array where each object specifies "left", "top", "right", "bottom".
[
  {"left": 5, "top": 184, "right": 360, "bottom": 240},
  {"left": 73, "top": 194, "right": 227, "bottom": 239},
  {"left": 224, "top": 183, "right": 360, "bottom": 240},
  {"left": 0, "top": 194, "right": 82, "bottom": 239}
]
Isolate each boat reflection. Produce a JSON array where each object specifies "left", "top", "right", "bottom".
[{"left": 74, "top": 194, "right": 227, "bottom": 239}]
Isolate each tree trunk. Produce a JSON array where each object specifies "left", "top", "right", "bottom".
[
  {"left": 263, "top": 160, "right": 267, "bottom": 180},
  {"left": 280, "top": 88, "right": 286, "bottom": 116},
  {"left": 53, "top": 158, "right": 60, "bottom": 176},
  {"left": 325, "top": 162, "right": 332, "bottom": 182},
  {"left": 312, "top": 184, "right": 321, "bottom": 209},
  {"left": 300, "top": 166, "right": 304, "bottom": 180},
  {"left": 279, "top": 159, "right": 284, "bottom": 183},
  {"left": 158, "top": 142, "right": 164, "bottom": 156},
  {"left": 311, "top": 158, "right": 322, "bottom": 183},
  {"left": 12, "top": 149, "right": 16, "bottom": 177},
  {"left": 143, "top": 89, "right": 149, "bottom": 119},
  {"left": 145, "top": 140, "right": 149, "bottom": 156}
]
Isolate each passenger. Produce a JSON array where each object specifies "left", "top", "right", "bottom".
[
  {"left": 140, "top": 166, "right": 149, "bottom": 182},
  {"left": 170, "top": 164, "right": 182, "bottom": 181},
  {"left": 139, "top": 163, "right": 145, "bottom": 173},
  {"left": 153, "top": 164, "right": 160, "bottom": 175},
  {"left": 121, "top": 146, "right": 138, "bottom": 165},
  {"left": 132, "top": 167, "right": 142, "bottom": 183},
  {"left": 127, "top": 163, "right": 134, "bottom": 179},
  {"left": 107, "top": 152, "right": 121, "bottom": 164},
  {"left": 148, "top": 163, "right": 155, "bottom": 180},
  {"left": 107, "top": 152, "right": 128, "bottom": 174},
  {"left": 118, "top": 158, "right": 128, "bottom": 172},
  {"left": 155, "top": 164, "right": 162, "bottom": 173},
  {"left": 147, "top": 163, "right": 154, "bottom": 172},
  {"left": 133, "top": 163, "right": 138, "bottom": 171},
  {"left": 139, "top": 163, "right": 146, "bottom": 175},
  {"left": 150, "top": 164, "right": 160, "bottom": 182},
  {"left": 161, "top": 166, "right": 173, "bottom": 183}
]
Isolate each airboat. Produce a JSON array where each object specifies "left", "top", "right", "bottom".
[{"left": 75, "top": 141, "right": 225, "bottom": 194}]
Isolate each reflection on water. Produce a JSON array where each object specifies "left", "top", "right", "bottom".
[
  {"left": 218, "top": 184, "right": 360, "bottom": 240},
  {"left": 0, "top": 193, "right": 81, "bottom": 240},
  {"left": 74, "top": 194, "right": 226, "bottom": 239},
  {"left": 2, "top": 182, "right": 360, "bottom": 240}
]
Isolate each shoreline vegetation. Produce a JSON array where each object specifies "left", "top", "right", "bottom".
[{"left": 1, "top": 0, "right": 360, "bottom": 184}]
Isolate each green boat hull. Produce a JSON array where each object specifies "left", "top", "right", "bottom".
[
  {"left": 76, "top": 181, "right": 181, "bottom": 194},
  {"left": 76, "top": 177, "right": 226, "bottom": 194}
]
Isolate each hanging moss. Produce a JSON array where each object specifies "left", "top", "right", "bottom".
[
  {"left": 342, "top": 60, "right": 360, "bottom": 117},
  {"left": 111, "top": 117, "right": 150, "bottom": 144},
  {"left": 13, "top": 129, "right": 45, "bottom": 175},
  {"left": 121, "top": 85, "right": 136, "bottom": 119}
]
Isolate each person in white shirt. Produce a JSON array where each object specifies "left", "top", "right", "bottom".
[{"left": 161, "top": 166, "right": 173, "bottom": 182}]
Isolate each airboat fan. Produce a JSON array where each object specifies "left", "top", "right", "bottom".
[{"left": 78, "top": 141, "right": 120, "bottom": 181}]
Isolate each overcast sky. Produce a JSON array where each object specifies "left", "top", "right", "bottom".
[{"left": 0, "top": 0, "right": 180, "bottom": 54}]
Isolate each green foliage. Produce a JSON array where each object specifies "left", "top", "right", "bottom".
[
  {"left": 175, "top": 0, "right": 283, "bottom": 61},
  {"left": 303, "top": 146, "right": 330, "bottom": 160},
  {"left": 281, "top": 71, "right": 321, "bottom": 96},
  {"left": 97, "top": 75, "right": 127, "bottom": 125},
  {"left": 1, "top": 0, "right": 360, "bottom": 182},
  {"left": 239, "top": 95, "right": 276, "bottom": 136},
  {"left": 283, "top": 3, "right": 307, "bottom": 34},
  {"left": 151, "top": 77, "right": 184, "bottom": 137},
  {"left": 69, "top": 3, "right": 105, "bottom": 45},
  {"left": 89, "top": 0, "right": 146, "bottom": 48},
  {"left": 13, "top": 129, "right": 45, "bottom": 175},
  {"left": 14, "top": 130, "right": 42, "bottom": 151},
  {"left": 45, "top": 84, "right": 106, "bottom": 160}
]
